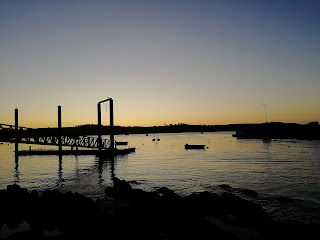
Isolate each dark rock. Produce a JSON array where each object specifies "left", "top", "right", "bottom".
[
  {"left": 112, "top": 177, "right": 132, "bottom": 196},
  {"left": 218, "top": 184, "right": 231, "bottom": 189},
  {"left": 128, "top": 180, "right": 139, "bottom": 184},
  {"left": 220, "top": 193, "right": 269, "bottom": 227},
  {"left": 187, "top": 191, "right": 222, "bottom": 217},
  {"left": 1, "top": 184, "right": 319, "bottom": 240},
  {"left": 157, "top": 186, "right": 175, "bottom": 195},
  {"left": 6, "top": 184, "right": 21, "bottom": 193},
  {"left": 240, "top": 188, "right": 259, "bottom": 197},
  {"left": 104, "top": 186, "right": 115, "bottom": 195}
]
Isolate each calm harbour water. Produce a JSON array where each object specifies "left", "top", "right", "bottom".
[{"left": 1, "top": 131, "right": 320, "bottom": 224}]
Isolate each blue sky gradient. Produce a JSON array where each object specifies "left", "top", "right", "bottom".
[{"left": 1, "top": 0, "right": 319, "bottom": 127}]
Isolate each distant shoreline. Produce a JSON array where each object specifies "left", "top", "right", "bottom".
[
  {"left": 3, "top": 122, "right": 318, "bottom": 141},
  {"left": 34, "top": 122, "right": 320, "bottom": 140}
]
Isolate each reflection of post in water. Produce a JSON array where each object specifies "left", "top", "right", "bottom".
[
  {"left": 97, "top": 157, "right": 103, "bottom": 184},
  {"left": 262, "top": 138, "right": 271, "bottom": 161},
  {"left": 74, "top": 156, "right": 79, "bottom": 179},
  {"left": 14, "top": 154, "right": 19, "bottom": 184},
  {"left": 97, "top": 155, "right": 116, "bottom": 184},
  {"left": 58, "top": 155, "right": 63, "bottom": 184},
  {"left": 110, "top": 155, "right": 115, "bottom": 180}
]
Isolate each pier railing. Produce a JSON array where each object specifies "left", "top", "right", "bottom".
[{"left": 0, "top": 124, "right": 110, "bottom": 149}]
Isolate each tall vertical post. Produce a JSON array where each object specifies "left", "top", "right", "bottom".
[
  {"left": 58, "top": 106, "right": 62, "bottom": 154},
  {"left": 97, "top": 103, "right": 102, "bottom": 153},
  {"left": 263, "top": 104, "right": 268, "bottom": 123},
  {"left": 14, "top": 108, "right": 19, "bottom": 156},
  {"left": 109, "top": 98, "right": 114, "bottom": 152},
  {"left": 98, "top": 97, "right": 115, "bottom": 156}
]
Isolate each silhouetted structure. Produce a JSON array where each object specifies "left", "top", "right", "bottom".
[
  {"left": 185, "top": 144, "right": 206, "bottom": 149},
  {"left": 0, "top": 104, "right": 135, "bottom": 157},
  {"left": 232, "top": 122, "right": 320, "bottom": 140},
  {"left": 58, "top": 105, "right": 62, "bottom": 154},
  {"left": 97, "top": 98, "right": 114, "bottom": 155}
]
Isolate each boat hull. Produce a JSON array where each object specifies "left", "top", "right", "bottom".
[{"left": 184, "top": 144, "right": 206, "bottom": 149}]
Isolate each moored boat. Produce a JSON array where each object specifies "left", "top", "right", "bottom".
[{"left": 184, "top": 144, "right": 206, "bottom": 149}]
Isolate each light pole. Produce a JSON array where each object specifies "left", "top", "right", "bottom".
[{"left": 263, "top": 104, "right": 268, "bottom": 123}]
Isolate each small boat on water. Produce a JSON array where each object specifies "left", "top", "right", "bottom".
[
  {"left": 152, "top": 133, "right": 160, "bottom": 141},
  {"left": 184, "top": 144, "right": 206, "bottom": 149}
]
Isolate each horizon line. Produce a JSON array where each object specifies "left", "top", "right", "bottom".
[{"left": 42, "top": 121, "right": 318, "bottom": 129}]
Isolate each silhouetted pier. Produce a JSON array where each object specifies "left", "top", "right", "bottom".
[
  {"left": 17, "top": 148, "right": 135, "bottom": 156},
  {"left": 0, "top": 123, "right": 135, "bottom": 156},
  {"left": 0, "top": 123, "right": 110, "bottom": 148},
  {"left": 0, "top": 100, "right": 135, "bottom": 157}
]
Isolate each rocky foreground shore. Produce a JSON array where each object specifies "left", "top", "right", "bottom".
[{"left": 1, "top": 179, "right": 319, "bottom": 240}]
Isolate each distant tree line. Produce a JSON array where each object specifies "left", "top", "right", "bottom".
[{"left": 25, "top": 121, "right": 319, "bottom": 140}]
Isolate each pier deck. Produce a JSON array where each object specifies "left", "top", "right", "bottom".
[{"left": 17, "top": 148, "right": 136, "bottom": 156}]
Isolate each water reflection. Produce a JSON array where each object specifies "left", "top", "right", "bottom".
[
  {"left": 97, "top": 156, "right": 104, "bottom": 184},
  {"left": 49, "top": 153, "right": 119, "bottom": 196},
  {"left": 57, "top": 155, "right": 63, "bottom": 186},
  {"left": 4, "top": 133, "right": 320, "bottom": 212},
  {"left": 14, "top": 154, "right": 19, "bottom": 184},
  {"left": 262, "top": 139, "right": 271, "bottom": 161},
  {"left": 97, "top": 155, "right": 116, "bottom": 184},
  {"left": 110, "top": 156, "right": 115, "bottom": 180}
]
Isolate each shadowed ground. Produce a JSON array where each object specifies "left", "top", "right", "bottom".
[{"left": 1, "top": 180, "right": 319, "bottom": 239}]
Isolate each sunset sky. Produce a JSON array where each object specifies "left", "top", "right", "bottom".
[{"left": 1, "top": 0, "right": 319, "bottom": 128}]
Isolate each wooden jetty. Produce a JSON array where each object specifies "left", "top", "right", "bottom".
[
  {"left": 0, "top": 100, "right": 136, "bottom": 157},
  {"left": 115, "top": 141, "right": 128, "bottom": 146}
]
